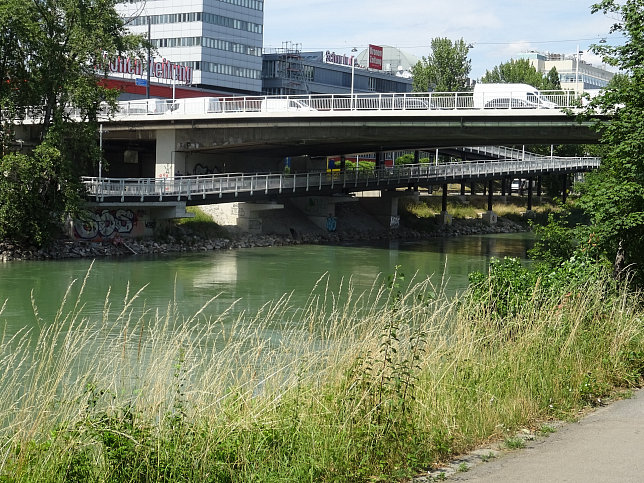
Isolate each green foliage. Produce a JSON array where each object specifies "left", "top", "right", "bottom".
[
  {"left": 0, "top": 142, "right": 82, "bottom": 246},
  {"left": 394, "top": 153, "right": 430, "bottom": 165},
  {"left": 574, "top": 0, "right": 644, "bottom": 284},
  {"left": 468, "top": 257, "right": 538, "bottom": 319},
  {"left": 412, "top": 38, "right": 472, "bottom": 92},
  {"left": 0, "top": 0, "right": 144, "bottom": 247},
  {"left": 480, "top": 58, "right": 560, "bottom": 89},
  {"left": 469, "top": 240, "right": 610, "bottom": 319},
  {"left": 344, "top": 160, "right": 376, "bottom": 171},
  {"left": 528, "top": 208, "right": 580, "bottom": 266},
  {"left": 504, "top": 437, "right": 526, "bottom": 449}
]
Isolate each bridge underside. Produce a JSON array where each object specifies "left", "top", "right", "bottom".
[{"left": 103, "top": 113, "right": 599, "bottom": 160}]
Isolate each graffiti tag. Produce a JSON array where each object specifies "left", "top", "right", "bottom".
[{"left": 74, "top": 209, "right": 137, "bottom": 240}]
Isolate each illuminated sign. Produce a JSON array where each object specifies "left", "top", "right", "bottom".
[
  {"left": 106, "top": 56, "right": 193, "bottom": 85},
  {"left": 368, "top": 44, "right": 383, "bottom": 70}
]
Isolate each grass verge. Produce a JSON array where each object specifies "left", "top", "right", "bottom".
[{"left": 0, "top": 265, "right": 642, "bottom": 481}]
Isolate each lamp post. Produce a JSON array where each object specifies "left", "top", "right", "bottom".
[
  {"left": 146, "top": 16, "right": 151, "bottom": 99},
  {"left": 575, "top": 45, "right": 582, "bottom": 96},
  {"left": 350, "top": 47, "right": 357, "bottom": 109}
]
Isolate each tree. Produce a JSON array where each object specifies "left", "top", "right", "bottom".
[
  {"left": 574, "top": 0, "right": 644, "bottom": 283},
  {"left": 411, "top": 38, "right": 471, "bottom": 92},
  {"left": 0, "top": 0, "right": 143, "bottom": 246},
  {"left": 480, "top": 58, "right": 560, "bottom": 89}
]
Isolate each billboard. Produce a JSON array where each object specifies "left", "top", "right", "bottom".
[{"left": 368, "top": 44, "right": 383, "bottom": 70}]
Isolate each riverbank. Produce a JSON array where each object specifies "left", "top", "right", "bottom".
[
  {"left": 1, "top": 261, "right": 641, "bottom": 481},
  {"left": 0, "top": 205, "right": 528, "bottom": 262}
]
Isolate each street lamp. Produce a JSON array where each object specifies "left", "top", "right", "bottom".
[
  {"left": 575, "top": 45, "right": 583, "bottom": 96},
  {"left": 350, "top": 47, "right": 357, "bottom": 109}
]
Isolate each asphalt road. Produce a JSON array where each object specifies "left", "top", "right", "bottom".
[{"left": 445, "top": 388, "right": 644, "bottom": 482}]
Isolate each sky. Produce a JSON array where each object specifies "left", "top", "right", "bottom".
[{"left": 262, "top": 0, "right": 623, "bottom": 79}]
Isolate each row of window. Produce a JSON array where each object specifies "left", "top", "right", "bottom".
[
  {"left": 559, "top": 73, "right": 609, "bottom": 88},
  {"left": 152, "top": 36, "right": 261, "bottom": 56},
  {"left": 119, "top": 0, "right": 263, "bottom": 11},
  {"left": 218, "top": 0, "right": 264, "bottom": 11},
  {"left": 175, "top": 61, "right": 261, "bottom": 80},
  {"left": 262, "top": 60, "right": 408, "bottom": 92},
  {"left": 127, "top": 12, "right": 263, "bottom": 34}
]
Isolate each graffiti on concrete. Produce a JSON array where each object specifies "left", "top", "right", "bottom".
[
  {"left": 326, "top": 216, "right": 337, "bottom": 232},
  {"left": 74, "top": 209, "right": 137, "bottom": 240}
]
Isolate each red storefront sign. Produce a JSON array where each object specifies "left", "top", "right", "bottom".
[{"left": 368, "top": 44, "right": 383, "bottom": 70}]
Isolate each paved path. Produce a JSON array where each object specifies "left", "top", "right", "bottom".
[{"left": 425, "top": 388, "right": 644, "bottom": 482}]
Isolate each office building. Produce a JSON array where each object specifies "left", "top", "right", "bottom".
[
  {"left": 115, "top": 0, "right": 264, "bottom": 96},
  {"left": 262, "top": 46, "right": 413, "bottom": 96},
  {"left": 519, "top": 51, "right": 614, "bottom": 94}
]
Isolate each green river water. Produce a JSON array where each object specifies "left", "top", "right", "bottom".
[{"left": 0, "top": 233, "right": 534, "bottom": 339}]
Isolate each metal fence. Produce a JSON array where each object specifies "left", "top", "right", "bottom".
[
  {"left": 83, "top": 158, "right": 600, "bottom": 203},
  {"left": 108, "top": 90, "right": 581, "bottom": 118}
]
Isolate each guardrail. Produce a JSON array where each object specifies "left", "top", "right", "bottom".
[
  {"left": 457, "top": 146, "right": 564, "bottom": 162},
  {"left": 109, "top": 90, "right": 581, "bottom": 118},
  {"left": 15, "top": 90, "right": 583, "bottom": 123},
  {"left": 83, "top": 158, "right": 600, "bottom": 203}
]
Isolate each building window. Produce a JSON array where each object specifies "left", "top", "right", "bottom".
[{"left": 127, "top": 12, "right": 263, "bottom": 34}]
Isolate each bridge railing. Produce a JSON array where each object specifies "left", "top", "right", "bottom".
[
  {"left": 12, "top": 90, "right": 583, "bottom": 123},
  {"left": 82, "top": 157, "right": 600, "bottom": 203},
  {"left": 107, "top": 90, "right": 581, "bottom": 118}
]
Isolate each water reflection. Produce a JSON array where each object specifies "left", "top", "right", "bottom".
[{"left": 0, "top": 233, "right": 534, "bottom": 337}]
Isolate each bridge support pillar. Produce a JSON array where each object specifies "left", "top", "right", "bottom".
[
  {"left": 524, "top": 178, "right": 537, "bottom": 219},
  {"left": 376, "top": 151, "right": 385, "bottom": 170},
  {"left": 358, "top": 191, "right": 416, "bottom": 229},
  {"left": 290, "top": 196, "right": 355, "bottom": 232},
  {"left": 69, "top": 202, "right": 192, "bottom": 241},
  {"left": 204, "top": 202, "right": 284, "bottom": 234},
  {"left": 438, "top": 184, "right": 452, "bottom": 225},
  {"left": 482, "top": 180, "right": 497, "bottom": 225},
  {"left": 155, "top": 130, "right": 186, "bottom": 178},
  {"left": 562, "top": 175, "right": 568, "bottom": 203}
]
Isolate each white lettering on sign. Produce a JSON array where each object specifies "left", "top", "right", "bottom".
[
  {"left": 105, "top": 55, "right": 193, "bottom": 84},
  {"left": 368, "top": 44, "right": 383, "bottom": 70}
]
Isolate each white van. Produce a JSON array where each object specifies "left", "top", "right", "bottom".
[
  {"left": 260, "top": 98, "right": 315, "bottom": 112},
  {"left": 121, "top": 98, "right": 175, "bottom": 115},
  {"left": 473, "top": 83, "right": 557, "bottom": 109},
  {"left": 173, "top": 97, "right": 222, "bottom": 114}
]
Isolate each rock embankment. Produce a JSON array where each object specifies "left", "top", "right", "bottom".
[{"left": 0, "top": 216, "right": 527, "bottom": 262}]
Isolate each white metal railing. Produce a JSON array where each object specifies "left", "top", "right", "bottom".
[
  {"left": 457, "top": 146, "right": 566, "bottom": 162},
  {"left": 82, "top": 158, "right": 600, "bottom": 203},
  {"left": 107, "top": 90, "right": 580, "bottom": 118},
  {"left": 14, "top": 90, "right": 583, "bottom": 124}
]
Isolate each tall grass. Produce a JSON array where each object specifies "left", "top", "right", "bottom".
[{"left": 0, "top": 265, "right": 642, "bottom": 481}]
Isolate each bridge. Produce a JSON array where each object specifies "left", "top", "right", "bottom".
[
  {"left": 89, "top": 91, "right": 597, "bottom": 165},
  {"left": 15, "top": 91, "right": 603, "bottom": 238}
]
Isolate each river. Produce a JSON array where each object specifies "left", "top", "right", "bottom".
[{"left": 0, "top": 233, "right": 533, "bottom": 338}]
